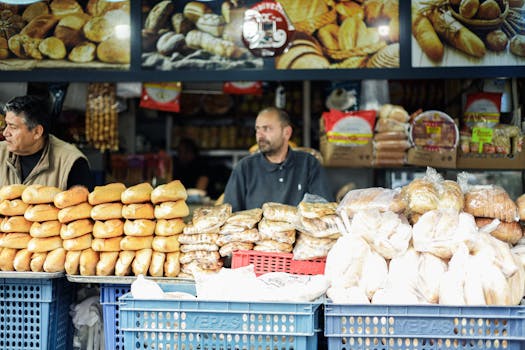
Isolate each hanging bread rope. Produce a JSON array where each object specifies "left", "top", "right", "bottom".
[{"left": 86, "top": 83, "right": 118, "bottom": 152}]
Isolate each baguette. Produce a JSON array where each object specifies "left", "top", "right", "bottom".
[
  {"left": 30, "top": 252, "right": 48, "bottom": 272},
  {"left": 43, "top": 247, "right": 66, "bottom": 273},
  {"left": 115, "top": 250, "right": 135, "bottom": 276},
  {"left": 96, "top": 251, "right": 119, "bottom": 276},
  {"left": 54, "top": 185, "right": 89, "bottom": 209},
  {"left": 164, "top": 251, "right": 180, "bottom": 277},
  {"left": 88, "top": 183, "right": 126, "bottom": 205},
  {"left": 28, "top": 236, "right": 63, "bottom": 253},
  {"left": 65, "top": 250, "right": 81, "bottom": 275},
  {"left": 132, "top": 248, "right": 152, "bottom": 276},
  {"left": 0, "top": 248, "right": 17, "bottom": 271},
  {"left": 149, "top": 251, "right": 165, "bottom": 277},
  {"left": 91, "top": 236, "right": 123, "bottom": 252},
  {"left": 24, "top": 204, "right": 60, "bottom": 222},
  {"left": 0, "top": 184, "right": 27, "bottom": 200},
  {"left": 79, "top": 248, "right": 99, "bottom": 276},
  {"left": 0, "top": 199, "right": 29, "bottom": 216},
  {"left": 13, "top": 249, "right": 32, "bottom": 272},
  {"left": 1, "top": 233, "right": 32, "bottom": 249},
  {"left": 60, "top": 219, "right": 94, "bottom": 240},
  {"left": 412, "top": 11, "right": 444, "bottom": 62},
  {"left": 22, "top": 184, "right": 62, "bottom": 204},
  {"left": 185, "top": 29, "right": 243, "bottom": 58},
  {"left": 92, "top": 219, "right": 124, "bottom": 238},
  {"left": 63, "top": 233, "right": 93, "bottom": 251}
]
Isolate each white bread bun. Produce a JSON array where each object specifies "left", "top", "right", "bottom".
[
  {"left": 151, "top": 180, "right": 187, "bottom": 204},
  {"left": 120, "top": 235, "right": 153, "bottom": 251},
  {"left": 1, "top": 216, "right": 32, "bottom": 233},
  {"left": 88, "top": 183, "right": 126, "bottom": 205},
  {"left": 58, "top": 202, "right": 93, "bottom": 223},
  {"left": 30, "top": 252, "right": 48, "bottom": 272},
  {"left": 115, "top": 250, "right": 135, "bottom": 276},
  {"left": 152, "top": 235, "right": 180, "bottom": 253},
  {"left": 30, "top": 220, "right": 62, "bottom": 238},
  {"left": 0, "top": 199, "right": 29, "bottom": 216},
  {"left": 96, "top": 251, "right": 119, "bottom": 276},
  {"left": 28, "top": 236, "right": 63, "bottom": 253},
  {"left": 149, "top": 251, "right": 165, "bottom": 277},
  {"left": 91, "top": 202, "right": 123, "bottom": 220},
  {"left": 13, "top": 249, "right": 32, "bottom": 272},
  {"left": 65, "top": 250, "right": 81, "bottom": 275},
  {"left": 63, "top": 233, "right": 93, "bottom": 251},
  {"left": 43, "top": 247, "right": 66, "bottom": 273},
  {"left": 154, "top": 200, "right": 189, "bottom": 219},
  {"left": 91, "top": 236, "right": 123, "bottom": 252},
  {"left": 132, "top": 248, "right": 152, "bottom": 276},
  {"left": 79, "top": 248, "right": 99, "bottom": 276},
  {"left": 155, "top": 218, "right": 185, "bottom": 236},
  {"left": 123, "top": 219, "right": 156, "bottom": 237},
  {"left": 60, "top": 219, "right": 94, "bottom": 240},
  {"left": 54, "top": 185, "right": 89, "bottom": 209},
  {"left": 122, "top": 203, "right": 155, "bottom": 220},
  {"left": 1, "top": 233, "right": 32, "bottom": 249},
  {"left": 121, "top": 182, "right": 153, "bottom": 204},
  {"left": 24, "top": 204, "right": 60, "bottom": 222},
  {"left": 92, "top": 219, "right": 124, "bottom": 238},
  {"left": 0, "top": 248, "right": 17, "bottom": 271},
  {"left": 164, "top": 251, "right": 180, "bottom": 277},
  {"left": 0, "top": 184, "right": 27, "bottom": 200},
  {"left": 22, "top": 184, "right": 62, "bottom": 204}
]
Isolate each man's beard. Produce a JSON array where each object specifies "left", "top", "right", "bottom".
[{"left": 258, "top": 140, "right": 274, "bottom": 155}]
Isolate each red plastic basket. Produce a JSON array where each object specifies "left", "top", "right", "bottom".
[{"left": 231, "top": 250, "right": 326, "bottom": 276}]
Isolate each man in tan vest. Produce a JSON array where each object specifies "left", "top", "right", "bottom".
[{"left": 0, "top": 95, "right": 94, "bottom": 190}]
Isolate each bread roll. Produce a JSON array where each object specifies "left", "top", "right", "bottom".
[
  {"left": 87, "top": 0, "right": 130, "bottom": 16},
  {"left": 97, "top": 37, "right": 130, "bottom": 64},
  {"left": 38, "top": 36, "right": 67, "bottom": 59},
  {"left": 145, "top": 0, "right": 175, "bottom": 31},
  {"left": 154, "top": 200, "right": 189, "bottom": 219},
  {"left": 151, "top": 180, "right": 187, "bottom": 204},
  {"left": 464, "top": 185, "right": 519, "bottom": 222},
  {"left": 475, "top": 217, "right": 523, "bottom": 245},
  {"left": 0, "top": 184, "right": 27, "bottom": 200},
  {"left": 91, "top": 202, "right": 123, "bottom": 220},
  {"left": 115, "top": 250, "right": 135, "bottom": 276},
  {"left": 43, "top": 247, "right": 66, "bottom": 272},
  {"left": 122, "top": 203, "right": 155, "bottom": 220},
  {"left": 121, "top": 182, "right": 153, "bottom": 204},
  {"left": 149, "top": 251, "right": 165, "bottom": 277},
  {"left": 123, "top": 219, "right": 156, "bottom": 237},
  {"left": 0, "top": 199, "right": 29, "bottom": 216},
  {"left": 164, "top": 251, "right": 180, "bottom": 277},
  {"left": 1, "top": 216, "right": 32, "bottom": 233},
  {"left": 68, "top": 41, "right": 96, "bottom": 62},
  {"left": 30, "top": 220, "right": 62, "bottom": 238},
  {"left": 132, "top": 248, "right": 152, "bottom": 276},
  {"left": 120, "top": 235, "right": 153, "bottom": 251},
  {"left": 155, "top": 218, "right": 185, "bottom": 236},
  {"left": 60, "top": 219, "right": 94, "bottom": 240},
  {"left": 58, "top": 202, "right": 93, "bottom": 223},
  {"left": 25, "top": 204, "right": 60, "bottom": 222},
  {"left": 88, "top": 183, "right": 126, "bottom": 205},
  {"left": 54, "top": 185, "right": 90, "bottom": 209},
  {"left": 22, "top": 2, "right": 50, "bottom": 22},
  {"left": 96, "top": 251, "right": 119, "bottom": 276},
  {"left": 21, "top": 14, "right": 59, "bottom": 39},
  {"left": 92, "top": 219, "right": 123, "bottom": 238},
  {"left": 30, "top": 252, "right": 48, "bottom": 272},
  {"left": 22, "top": 184, "right": 62, "bottom": 204},
  {"left": 0, "top": 248, "right": 17, "bottom": 271},
  {"left": 79, "top": 248, "right": 99, "bottom": 276},
  {"left": 83, "top": 16, "right": 113, "bottom": 43},
  {"left": 28, "top": 236, "right": 63, "bottom": 253},
  {"left": 13, "top": 249, "right": 32, "bottom": 272},
  {"left": 50, "top": 0, "right": 83, "bottom": 18},
  {"left": 65, "top": 250, "right": 81, "bottom": 275},
  {"left": 1, "top": 233, "right": 32, "bottom": 249},
  {"left": 91, "top": 236, "right": 122, "bottom": 252},
  {"left": 54, "top": 13, "right": 90, "bottom": 48},
  {"left": 152, "top": 235, "right": 180, "bottom": 253},
  {"left": 63, "top": 233, "right": 93, "bottom": 251}
]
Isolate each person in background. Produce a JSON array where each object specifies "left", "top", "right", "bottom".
[
  {"left": 0, "top": 95, "right": 94, "bottom": 190},
  {"left": 173, "top": 137, "right": 209, "bottom": 192},
  {"left": 223, "top": 107, "right": 333, "bottom": 212}
]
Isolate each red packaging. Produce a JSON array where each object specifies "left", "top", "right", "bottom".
[{"left": 140, "top": 82, "right": 182, "bottom": 112}]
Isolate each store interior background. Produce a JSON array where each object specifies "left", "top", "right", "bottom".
[{"left": 1, "top": 78, "right": 523, "bottom": 201}]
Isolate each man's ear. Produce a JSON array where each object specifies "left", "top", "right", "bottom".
[
  {"left": 283, "top": 125, "right": 293, "bottom": 139},
  {"left": 33, "top": 125, "right": 44, "bottom": 140}
]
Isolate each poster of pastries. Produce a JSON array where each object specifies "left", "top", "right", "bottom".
[
  {"left": 412, "top": 0, "right": 525, "bottom": 67},
  {"left": 0, "top": 0, "right": 131, "bottom": 71},
  {"left": 274, "top": 0, "right": 400, "bottom": 69}
]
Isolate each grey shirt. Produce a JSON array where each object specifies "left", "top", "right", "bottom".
[{"left": 223, "top": 148, "right": 334, "bottom": 212}]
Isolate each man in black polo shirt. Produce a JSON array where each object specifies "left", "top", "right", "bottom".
[{"left": 223, "top": 107, "right": 333, "bottom": 212}]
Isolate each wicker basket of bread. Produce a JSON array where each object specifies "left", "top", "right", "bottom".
[{"left": 449, "top": 0, "right": 509, "bottom": 31}]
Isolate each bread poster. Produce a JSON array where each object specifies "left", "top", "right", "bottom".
[
  {"left": 0, "top": 0, "right": 131, "bottom": 70},
  {"left": 412, "top": 0, "right": 525, "bottom": 67}
]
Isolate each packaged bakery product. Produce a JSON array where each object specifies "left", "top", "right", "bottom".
[
  {"left": 338, "top": 187, "right": 406, "bottom": 218},
  {"left": 299, "top": 214, "right": 342, "bottom": 238},
  {"left": 464, "top": 185, "right": 519, "bottom": 222},
  {"left": 410, "top": 110, "right": 459, "bottom": 151},
  {"left": 258, "top": 217, "right": 296, "bottom": 233},
  {"left": 192, "top": 204, "right": 231, "bottom": 231},
  {"left": 179, "top": 250, "right": 220, "bottom": 265},
  {"left": 225, "top": 208, "right": 263, "bottom": 228},
  {"left": 180, "top": 243, "right": 218, "bottom": 253},
  {"left": 262, "top": 202, "right": 298, "bottom": 222},
  {"left": 218, "top": 242, "right": 254, "bottom": 257},
  {"left": 216, "top": 228, "right": 260, "bottom": 246},
  {"left": 298, "top": 201, "right": 337, "bottom": 219},
  {"left": 475, "top": 217, "right": 523, "bottom": 245},
  {"left": 293, "top": 233, "right": 336, "bottom": 260},
  {"left": 178, "top": 233, "right": 218, "bottom": 245},
  {"left": 402, "top": 178, "right": 439, "bottom": 215},
  {"left": 253, "top": 239, "right": 293, "bottom": 253}
]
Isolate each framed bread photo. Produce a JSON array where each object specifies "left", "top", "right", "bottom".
[
  {"left": 411, "top": 0, "right": 525, "bottom": 67},
  {"left": 0, "top": 0, "right": 131, "bottom": 71}
]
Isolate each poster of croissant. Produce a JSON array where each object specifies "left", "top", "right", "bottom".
[
  {"left": 412, "top": 0, "right": 525, "bottom": 67},
  {"left": 0, "top": 0, "right": 131, "bottom": 71}
]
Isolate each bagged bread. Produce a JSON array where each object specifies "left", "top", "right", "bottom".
[
  {"left": 298, "top": 201, "right": 337, "bottom": 219},
  {"left": 258, "top": 217, "right": 296, "bottom": 233},
  {"left": 262, "top": 202, "right": 298, "bottom": 222},
  {"left": 225, "top": 208, "right": 262, "bottom": 228},
  {"left": 180, "top": 243, "right": 218, "bottom": 253},
  {"left": 0, "top": 199, "right": 29, "bottom": 216},
  {"left": 464, "top": 185, "right": 519, "bottom": 222},
  {"left": 402, "top": 178, "right": 439, "bottom": 215},
  {"left": 253, "top": 239, "right": 293, "bottom": 253},
  {"left": 54, "top": 185, "right": 89, "bottom": 209},
  {"left": 292, "top": 233, "right": 336, "bottom": 260},
  {"left": 121, "top": 182, "right": 153, "bottom": 204},
  {"left": 438, "top": 180, "right": 464, "bottom": 212},
  {"left": 218, "top": 242, "right": 254, "bottom": 257},
  {"left": 476, "top": 217, "right": 523, "bottom": 245},
  {"left": 150, "top": 180, "right": 187, "bottom": 204},
  {"left": 338, "top": 187, "right": 406, "bottom": 218},
  {"left": 299, "top": 214, "right": 342, "bottom": 238},
  {"left": 216, "top": 228, "right": 260, "bottom": 246},
  {"left": 179, "top": 250, "right": 220, "bottom": 264},
  {"left": 192, "top": 204, "right": 231, "bottom": 231},
  {"left": 178, "top": 233, "right": 218, "bottom": 245}
]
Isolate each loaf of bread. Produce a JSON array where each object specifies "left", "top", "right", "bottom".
[
  {"left": 154, "top": 200, "right": 189, "bottom": 219},
  {"left": 60, "top": 219, "right": 93, "bottom": 240},
  {"left": 96, "top": 251, "right": 119, "bottom": 276},
  {"left": 54, "top": 13, "right": 90, "bottom": 48},
  {"left": 120, "top": 235, "right": 153, "bottom": 251},
  {"left": 403, "top": 179, "right": 438, "bottom": 215},
  {"left": 196, "top": 13, "right": 225, "bottom": 37},
  {"left": 87, "top": 0, "right": 130, "bottom": 16},
  {"left": 144, "top": 0, "right": 175, "bottom": 31},
  {"left": 0, "top": 248, "right": 17, "bottom": 271},
  {"left": 152, "top": 235, "right": 180, "bottom": 253},
  {"left": 38, "top": 36, "right": 67, "bottom": 59},
  {"left": 151, "top": 180, "right": 187, "bottom": 204},
  {"left": 79, "top": 248, "right": 99, "bottom": 276},
  {"left": 25, "top": 204, "right": 60, "bottom": 222},
  {"left": 58, "top": 202, "right": 93, "bottom": 223},
  {"left": 30, "top": 252, "right": 48, "bottom": 272},
  {"left": 183, "top": 1, "right": 211, "bottom": 22},
  {"left": 54, "top": 185, "right": 90, "bottom": 209},
  {"left": 185, "top": 29, "right": 243, "bottom": 58},
  {"left": 43, "top": 247, "right": 66, "bottom": 273},
  {"left": 0, "top": 199, "right": 29, "bottom": 216},
  {"left": 464, "top": 185, "right": 519, "bottom": 222},
  {"left": 22, "top": 2, "right": 50, "bottom": 22},
  {"left": 88, "top": 183, "right": 126, "bottom": 205},
  {"left": 21, "top": 14, "right": 59, "bottom": 39},
  {"left": 92, "top": 219, "right": 123, "bottom": 238},
  {"left": 91, "top": 202, "right": 123, "bottom": 220},
  {"left": 84, "top": 16, "right": 113, "bottom": 42},
  {"left": 1, "top": 216, "right": 32, "bottom": 233},
  {"left": 0, "top": 184, "right": 27, "bottom": 200},
  {"left": 122, "top": 203, "right": 155, "bottom": 220},
  {"left": 91, "top": 236, "right": 122, "bottom": 252},
  {"left": 97, "top": 37, "right": 130, "bottom": 63},
  {"left": 164, "top": 251, "right": 180, "bottom": 277},
  {"left": 28, "top": 236, "right": 63, "bottom": 253},
  {"left": 63, "top": 233, "right": 93, "bottom": 251},
  {"left": 68, "top": 41, "right": 96, "bottom": 62},
  {"left": 22, "top": 184, "right": 62, "bottom": 204},
  {"left": 475, "top": 217, "right": 523, "bottom": 244},
  {"left": 149, "top": 251, "right": 165, "bottom": 277},
  {"left": 115, "top": 250, "right": 135, "bottom": 276},
  {"left": 30, "top": 220, "right": 62, "bottom": 238},
  {"left": 132, "top": 248, "right": 152, "bottom": 276},
  {"left": 155, "top": 218, "right": 185, "bottom": 236},
  {"left": 13, "top": 249, "right": 32, "bottom": 272},
  {"left": 121, "top": 182, "right": 153, "bottom": 204},
  {"left": 65, "top": 250, "right": 81, "bottom": 274},
  {"left": 50, "top": 0, "right": 84, "bottom": 18},
  {"left": 1, "top": 233, "right": 32, "bottom": 249}
]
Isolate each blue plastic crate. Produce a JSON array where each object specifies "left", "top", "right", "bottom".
[
  {"left": 324, "top": 302, "right": 525, "bottom": 350},
  {"left": 119, "top": 283, "right": 321, "bottom": 350},
  {"left": 0, "top": 277, "right": 73, "bottom": 350},
  {"left": 100, "top": 284, "right": 131, "bottom": 350}
]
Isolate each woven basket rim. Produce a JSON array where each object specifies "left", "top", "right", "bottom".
[{"left": 450, "top": 1, "right": 509, "bottom": 28}]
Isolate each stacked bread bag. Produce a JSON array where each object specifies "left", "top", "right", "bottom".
[
  {"left": 151, "top": 180, "right": 189, "bottom": 277},
  {"left": 179, "top": 203, "right": 230, "bottom": 278},
  {"left": 217, "top": 208, "right": 262, "bottom": 257},
  {"left": 255, "top": 203, "right": 297, "bottom": 253},
  {"left": 55, "top": 186, "right": 93, "bottom": 275},
  {"left": 372, "top": 104, "right": 411, "bottom": 167}
]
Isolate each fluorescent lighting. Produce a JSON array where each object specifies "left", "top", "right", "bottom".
[
  {"left": 0, "top": 0, "right": 42, "bottom": 4},
  {"left": 115, "top": 24, "right": 130, "bottom": 39}
]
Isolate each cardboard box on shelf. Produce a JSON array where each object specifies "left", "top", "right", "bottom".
[
  {"left": 320, "top": 135, "right": 373, "bottom": 167},
  {"left": 407, "top": 148, "right": 457, "bottom": 169},
  {"left": 456, "top": 151, "right": 525, "bottom": 169}
]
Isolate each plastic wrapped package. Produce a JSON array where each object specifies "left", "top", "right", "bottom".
[
  {"left": 262, "top": 202, "right": 298, "bottom": 223},
  {"left": 475, "top": 217, "right": 523, "bottom": 245},
  {"left": 337, "top": 187, "right": 406, "bottom": 218},
  {"left": 297, "top": 201, "right": 337, "bottom": 219},
  {"left": 464, "top": 185, "right": 519, "bottom": 222},
  {"left": 217, "top": 228, "right": 260, "bottom": 245},
  {"left": 298, "top": 214, "right": 342, "bottom": 238},
  {"left": 292, "top": 233, "right": 336, "bottom": 260},
  {"left": 192, "top": 204, "right": 232, "bottom": 231},
  {"left": 373, "top": 131, "right": 408, "bottom": 141},
  {"left": 224, "top": 208, "right": 262, "bottom": 228}
]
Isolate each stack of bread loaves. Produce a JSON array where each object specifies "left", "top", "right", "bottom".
[
  {"left": 217, "top": 208, "right": 263, "bottom": 257},
  {"left": 179, "top": 203, "right": 231, "bottom": 278},
  {"left": 255, "top": 203, "right": 297, "bottom": 253},
  {"left": 372, "top": 104, "right": 411, "bottom": 167}
]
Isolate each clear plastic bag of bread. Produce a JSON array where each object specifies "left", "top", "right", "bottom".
[
  {"left": 261, "top": 202, "right": 299, "bottom": 223},
  {"left": 224, "top": 208, "right": 262, "bottom": 229},
  {"left": 292, "top": 233, "right": 337, "bottom": 260},
  {"left": 462, "top": 181, "right": 519, "bottom": 223},
  {"left": 192, "top": 203, "right": 232, "bottom": 232},
  {"left": 337, "top": 187, "right": 406, "bottom": 219},
  {"left": 296, "top": 194, "right": 342, "bottom": 238}
]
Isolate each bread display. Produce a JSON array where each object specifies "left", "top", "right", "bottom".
[{"left": 54, "top": 185, "right": 89, "bottom": 209}]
